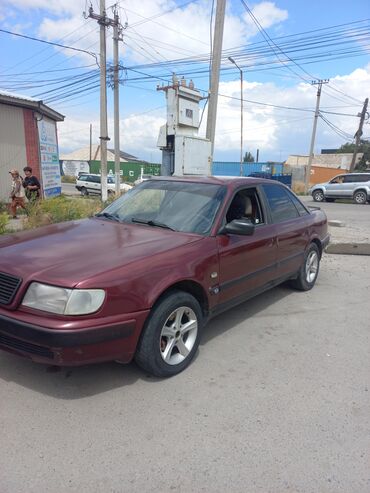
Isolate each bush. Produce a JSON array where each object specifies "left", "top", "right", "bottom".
[
  {"left": 61, "top": 175, "right": 76, "bottom": 183},
  {"left": 0, "top": 213, "right": 9, "bottom": 234},
  {"left": 24, "top": 196, "right": 101, "bottom": 230},
  {"left": 0, "top": 201, "right": 8, "bottom": 214}
]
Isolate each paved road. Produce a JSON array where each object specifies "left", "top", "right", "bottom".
[
  {"left": 301, "top": 196, "right": 370, "bottom": 233},
  {"left": 61, "top": 182, "right": 80, "bottom": 196},
  {"left": 1, "top": 254, "right": 369, "bottom": 493}
]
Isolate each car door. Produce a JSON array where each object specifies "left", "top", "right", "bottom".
[
  {"left": 216, "top": 186, "right": 278, "bottom": 311},
  {"left": 261, "top": 184, "right": 310, "bottom": 278},
  {"left": 325, "top": 175, "right": 346, "bottom": 197}
]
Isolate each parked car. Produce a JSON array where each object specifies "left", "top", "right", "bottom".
[
  {"left": 0, "top": 177, "right": 329, "bottom": 377},
  {"left": 310, "top": 173, "right": 370, "bottom": 204},
  {"left": 75, "top": 174, "right": 132, "bottom": 196}
]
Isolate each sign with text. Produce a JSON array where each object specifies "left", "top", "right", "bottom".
[{"left": 38, "top": 118, "right": 61, "bottom": 198}]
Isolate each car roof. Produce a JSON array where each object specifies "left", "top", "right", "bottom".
[{"left": 147, "top": 175, "right": 278, "bottom": 187}]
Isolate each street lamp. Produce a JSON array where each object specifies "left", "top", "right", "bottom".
[{"left": 228, "top": 56, "right": 243, "bottom": 176}]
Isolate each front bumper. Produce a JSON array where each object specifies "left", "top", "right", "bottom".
[{"left": 0, "top": 311, "right": 148, "bottom": 366}]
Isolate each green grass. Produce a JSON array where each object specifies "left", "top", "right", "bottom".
[
  {"left": 23, "top": 195, "right": 102, "bottom": 230},
  {"left": 0, "top": 213, "right": 9, "bottom": 234}
]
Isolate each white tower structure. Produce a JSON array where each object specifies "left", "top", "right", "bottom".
[{"left": 157, "top": 74, "right": 211, "bottom": 176}]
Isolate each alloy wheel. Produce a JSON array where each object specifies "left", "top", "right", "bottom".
[
  {"left": 159, "top": 306, "right": 198, "bottom": 365},
  {"left": 313, "top": 190, "right": 324, "bottom": 202},
  {"left": 305, "top": 250, "right": 319, "bottom": 283},
  {"left": 354, "top": 191, "right": 367, "bottom": 204}
]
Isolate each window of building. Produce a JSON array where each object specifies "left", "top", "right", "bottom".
[{"left": 186, "top": 109, "right": 193, "bottom": 118}]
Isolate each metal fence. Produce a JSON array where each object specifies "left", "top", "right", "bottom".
[
  {"left": 212, "top": 162, "right": 285, "bottom": 176},
  {"left": 211, "top": 161, "right": 292, "bottom": 187}
]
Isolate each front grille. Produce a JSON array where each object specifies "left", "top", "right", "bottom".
[
  {"left": 0, "top": 272, "right": 22, "bottom": 305},
  {"left": 0, "top": 333, "right": 53, "bottom": 359}
]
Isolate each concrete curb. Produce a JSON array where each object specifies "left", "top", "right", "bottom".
[{"left": 326, "top": 243, "right": 370, "bottom": 256}]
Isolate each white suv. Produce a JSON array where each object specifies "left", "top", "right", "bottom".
[
  {"left": 310, "top": 173, "right": 370, "bottom": 204},
  {"left": 76, "top": 174, "right": 132, "bottom": 196}
]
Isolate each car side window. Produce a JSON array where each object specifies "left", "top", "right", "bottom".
[
  {"left": 330, "top": 175, "right": 344, "bottom": 184},
  {"left": 262, "top": 184, "right": 299, "bottom": 223},
  {"left": 79, "top": 175, "right": 88, "bottom": 181},
  {"left": 357, "top": 174, "right": 370, "bottom": 183},
  {"left": 286, "top": 190, "right": 309, "bottom": 216},
  {"left": 343, "top": 175, "right": 356, "bottom": 183},
  {"left": 225, "top": 188, "right": 264, "bottom": 225}
]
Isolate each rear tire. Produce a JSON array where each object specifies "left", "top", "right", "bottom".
[
  {"left": 135, "top": 290, "right": 202, "bottom": 377},
  {"left": 353, "top": 190, "right": 367, "bottom": 204},
  {"left": 312, "top": 190, "right": 324, "bottom": 202},
  {"left": 290, "top": 243, "right": 320, "bottom": 291}
]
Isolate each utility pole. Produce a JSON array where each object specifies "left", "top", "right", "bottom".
[
  {"left": 113, "top": 8, "right": 123, "bottom": 195},
  {"left": 89, "top": 123, "right": 92, "bottom": 164},
  {"left": 228, "top": 57, "right": 243, "bottom": 175},
  {"left": 87, "top": 1, "right": 118, "bottom": 201},
  {"left": 206, "top": 0, "right": 226, "bottom": 160},
  {"left": 349, "top": 97, "right": 369, "bottom": 173},
  {"left": 305, "top": 79, "right": 329, "bottom": 193}
]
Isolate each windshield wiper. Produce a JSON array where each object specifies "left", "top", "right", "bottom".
[
  {"left": 131, "top": 217, "right": 176, "bottom": 231},
  {"left": 95, "top": 212, "right": 121, "bottom": 222}
]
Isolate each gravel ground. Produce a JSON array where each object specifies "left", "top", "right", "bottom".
[{"left": 0, "top": 254, "right": 369, "bottom": 493}]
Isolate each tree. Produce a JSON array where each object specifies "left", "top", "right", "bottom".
[
  {"left": 243, "top": 151, "right": 255, "bottom": 163},
  {"left": 337, "top": 139, "right": 370, "bottom": 171}
]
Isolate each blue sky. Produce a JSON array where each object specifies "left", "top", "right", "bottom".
[{"left": 0, "top": 0, "right": 369, "bottom": 162}]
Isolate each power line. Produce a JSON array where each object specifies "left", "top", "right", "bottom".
[
  {"left": 0, "top": 64, "right": 97, "bottom": 77},
  {"left": 0, "top": 20, "right": 93, "bottom": 74},
  {"left": 239, "top": 0, "right": 314, "bottom": 83},
  {"left": 319, "top": 113, "right": 354, "bottom": 141},
  {"left": 0, "top": 28, "right": 99, "bottom": 63}
]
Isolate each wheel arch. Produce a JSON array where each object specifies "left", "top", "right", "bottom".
[
  {"left": 310, "top": 237, "right": 323, "bottom": 258},
  {"left": 151, "top": 280, "right": 210, "bottom": 319},
  {"left": 353, "top": 188, "right": 368, "bottom": 198}
]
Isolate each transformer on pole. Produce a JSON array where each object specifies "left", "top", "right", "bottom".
[{"left": 157, "top": 75, "right": 211, "bottom": 176}]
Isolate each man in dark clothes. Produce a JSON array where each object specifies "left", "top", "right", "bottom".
[{"left": 23, "top": 166, "right": 41, "bottom": 202}]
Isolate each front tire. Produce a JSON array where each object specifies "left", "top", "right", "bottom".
[
  {"left": 290, "top": 243, "right": 320, "bottom": 291},
  {"left": 135, "top": 290, "right": 202, "bottom": 377},
  {"left": 353, "top": 190, "right": 367, "bottom": 204},
  {"left": 81, "top": 187, "right": 88, "bottom": 196},
  {"left": 312, "top": 190, "right": 324, "bottom": 202}
]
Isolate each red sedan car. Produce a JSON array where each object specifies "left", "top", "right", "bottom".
[{"left": 0, "top": 177, "right": 329, "bottom": 377}]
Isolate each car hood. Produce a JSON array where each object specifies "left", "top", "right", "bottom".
[{"left": 0, "top": 218, "right": 202, "bottom": 287}]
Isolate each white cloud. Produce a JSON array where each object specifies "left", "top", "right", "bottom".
[
  {"left": 57, "top": 63, "right": 369, "bottom": 162},
  {"left": 4, "top": 0, "right": 289, "bottom": 64},
  {"left": 11, "top": 0, "right": 366, "bottom": 161},
  {"left": 248, "top": 1, "right": 288, "bottom": 30}
]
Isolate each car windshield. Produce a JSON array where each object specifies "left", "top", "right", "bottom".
[{"left": 99, "top": 180, "right": 226, "bottom": 235}]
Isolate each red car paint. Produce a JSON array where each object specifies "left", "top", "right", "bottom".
[{"left": 0, "top": 176, "right": 328, "bottom": 366}]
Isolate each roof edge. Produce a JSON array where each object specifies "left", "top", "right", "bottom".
[{"left": 0, "top": 93, "right": 65, "bottom": 122}]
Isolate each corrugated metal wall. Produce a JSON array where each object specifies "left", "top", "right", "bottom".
[
  {"left": 212, "top": 161, "right": 284, "bottom": 176},
  {"left": 89, "top": 161, "right": 161, "bottom": 182},
  {"left": 0, "top": 104, "right": 27, "bottom": 203}
]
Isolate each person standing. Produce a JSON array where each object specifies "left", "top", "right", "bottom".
[
  {"left": 23, "top": 166, "right": 41, "bottom": 203},
  {"left": 9, "top": 169, "right": 26, "bottom": 219}
]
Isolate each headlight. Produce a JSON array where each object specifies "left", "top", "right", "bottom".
[{"left": 22, "top": 282, "right": 105, "bottom": 315}]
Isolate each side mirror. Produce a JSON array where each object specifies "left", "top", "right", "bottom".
[{"left": 219, "top": 218, "right": 255, "bottom": 236}]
